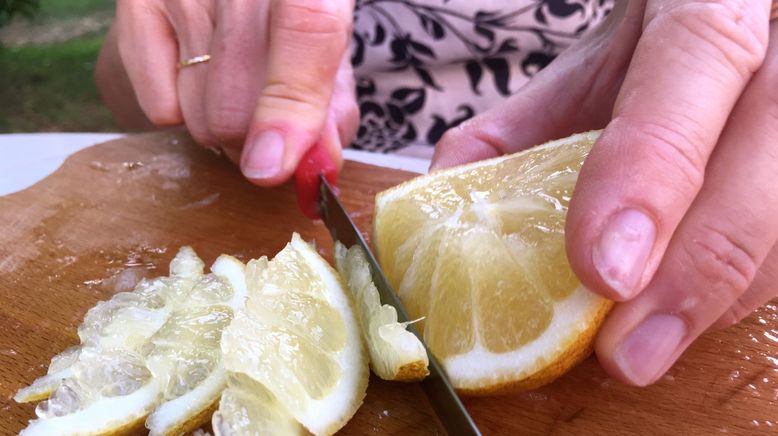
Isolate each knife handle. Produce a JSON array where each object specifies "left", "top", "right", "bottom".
[{"left": 295, "top": 143, "right": 338, "bottom": 219}]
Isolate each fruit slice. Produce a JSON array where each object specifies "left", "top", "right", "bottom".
[
  {"left": 219, "top": 233, "right": 368, "bottom": 435},
  {"left": 16, "top": 247, "right": 205, "bottom": 406},
  {"left": 17, "top": 247, "right": 205, "bottom": 435},
  {"left": 212, "top": 373, "right": 305, "bottom": 436},
  {"left": 144, "top": 255, "right": 248, "bottom": 436},
  {"left": 373, "top": 131, "right": 613, "bottom": 394},
  {"left": 334, "top": 242, "right": 428, "bottom": 381},
  {"left": 14, "top": 346, "right": 80, "bottom": 403},
  {"left": 16, "top": 248, "right": 248, "bottom": 436},
  {"left": 20, "top": 349, "right": 160, "bottom": 436},
  {"left": 212, "top": 256, "right": 305, "bottom": 435}
]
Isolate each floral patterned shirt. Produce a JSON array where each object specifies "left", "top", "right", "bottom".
[{"left": 350, "top": 0, "right": 613, "bottom": 158}]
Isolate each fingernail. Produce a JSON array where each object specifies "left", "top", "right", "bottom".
[
  {"left": 614, "top": 314, "right": 686, "bottom": 385},
  {"left": 242, "top": 130, "right": 285, "bottom": 179},
  {"left": 592, "top": 208, "right": 656, "bottom": 298}
]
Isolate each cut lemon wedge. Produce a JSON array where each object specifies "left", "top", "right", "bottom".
[
  {"left": 14, "top": 345, "right": 81, "bottom": 404},
  {"left": 334, "top": 242, "right": 428, "bottom": 381},
  {"left": 144, "top": 255, "right": 247, "bottom": 436},
  {"left": 212, "top": 373, "right": 305, "bottom": 436},
  {"left": 18, "top": 247, "right": 204, "bottom": 435},
  {"left": 374, "top": 131, "right": 613, "bottom": 394},
  {"left": 16, "top": 247, "right": 206, "bottom": 406},
  {"left": 16, "top": 247, "right": 248, "bottom": 436},
  {"left": 218, "top": 233, "right": 368, "bottom": 435}
]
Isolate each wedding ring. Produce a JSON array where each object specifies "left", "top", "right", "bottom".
[{"left": 177, "top": 54, "right": 211, "bottom": 70}]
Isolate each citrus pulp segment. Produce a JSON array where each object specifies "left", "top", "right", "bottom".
[
  {"left": 212, "top": 373, "right": 306, "bottom": 435},
  {"left": 16, "top": 248, "right": 249, "bottom": 435},
  {"left": 144, "top": 255, "right": 248, "bottom": 436},
  {"left": 17, "top": 246, "right": 205, "bottom": 435},
  {"left": 334, "top": 242, "right": 428, "bottom": 381},
  {"left": 373, "top": 131, "right": 613, "bottom": 393},
  {"left": 219, "top": 233, "right": 368, "bottom": 436}
]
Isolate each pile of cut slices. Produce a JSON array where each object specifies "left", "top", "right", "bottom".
[
  {"left": 16, "top": 131, "right": 613, "bottom": 434},
  {"left": 16, "top": 236, "right": 428, "bottom": 436}
]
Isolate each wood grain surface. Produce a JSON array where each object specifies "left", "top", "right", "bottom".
[{"left": 1, "top": 131, "right": 776, "bottom": 435}]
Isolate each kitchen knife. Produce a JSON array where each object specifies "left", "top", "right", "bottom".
[{"left": 295, "top": 144, "right": 482, "bottom": 436}]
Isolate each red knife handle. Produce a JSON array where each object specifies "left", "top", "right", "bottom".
[{"left": 295, "top": 143, "right": 338, "bottom": 219}]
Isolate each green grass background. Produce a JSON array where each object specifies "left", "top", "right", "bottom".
[
  {"left": 0, "top": 0, "right": 117, "bottom": 132},
  {"left": 33, "top": 0, "right": 114, "bottom": 20}
]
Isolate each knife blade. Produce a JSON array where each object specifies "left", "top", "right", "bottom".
[
  {"left": 294, "top": 143, "right": 481, "bottom": 436},
  {"left": 317, "top": 175, "right": 481, "bottom": 436}
]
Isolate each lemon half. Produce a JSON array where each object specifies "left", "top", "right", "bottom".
[{"left": 374, "top": 131, "right": 613, "bottom": 394}]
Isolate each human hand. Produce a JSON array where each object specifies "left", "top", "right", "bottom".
[
  {"left": 430, "top": 0, "right": 778, "bottom": 386},
  {"left": 103, "top": 0, "right": 358, "bottom": 186}
]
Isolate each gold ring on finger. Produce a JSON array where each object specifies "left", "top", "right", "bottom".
[{"left": 177, "top": 54, "right": 211, "bottom": 70}]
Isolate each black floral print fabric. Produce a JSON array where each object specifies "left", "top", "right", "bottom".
[{"left": 350, "top": 0, "right": 613, "bottom": 157}]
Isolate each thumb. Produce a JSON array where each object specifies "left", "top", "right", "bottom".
[{"left": 240, "top": 0, "right": 353, "bottom": 187}]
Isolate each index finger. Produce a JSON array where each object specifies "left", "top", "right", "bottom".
[
  {"left": 115, "top": 0, "right": 181, "bottom": 126},
  {"left": 565, "top": 0, "right": 771, "bottom": 301},
  {"left": 240, "top": 0, "right": 354, "bottom": 186}
]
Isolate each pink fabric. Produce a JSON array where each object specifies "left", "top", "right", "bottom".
[{"left": 350, "top": 0, "right": 613, "bottom": 157}]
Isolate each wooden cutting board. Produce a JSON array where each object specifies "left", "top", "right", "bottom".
[{"left": 1, "top": 131, "right": 775, "bottom": 435}]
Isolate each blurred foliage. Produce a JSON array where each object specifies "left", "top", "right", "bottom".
[
  {"left": 0, "top": 0, "right": 40, "bottom": 27},
  {"left": 36, "top": 0, "right": 113, "bottom": 21},
  {"left": 0, "top": 0, "right": 117, "bottom": 132},
  {"left": 0, "top": 34, "right": 117, "bottom": 132}
]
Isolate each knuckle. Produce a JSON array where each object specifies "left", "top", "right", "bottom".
[
  {"left": 438, "top": 119, "right": 498, "bottom": 151},
  {"left": 332, "top": 97, "right": 360, "bottom": 139},
  {"left": 612, "top": 116, "right": 706, "bottom": 194},
  {"left": 343, "top": 98, "right": 360, "bottom": 123},
  {"left": 189, "top": 129, "right": 215, "bottom": 147},
  {"left": 750, "top": 54, "right": 778, "bottom": 114},
  {"left": 663, "top": 1, "right": 768, "bottom": 79},
  {"left": 163, "top": 0, "right": 213, "bottom": 19},
  {"left": 259, "top": 80, "right": 328, "bottom": 117},
  {"left": 119, "top": 0, "right": 154, "bottom": 16},
  {"left": 716, "top": 298, "right": 753, "bottom": 328},
  {"left": 184, "top": 119, "right": 216, "bottom": 146},
  {"left": 207, "top": 105, "right": 251, "bottom": 140},
  {"left": 143, "top": 102, "right": 181, "bottom": 127},
  {"left": 438, "top": 122, "right": 469, "bottom": 147},
  {"left": 340, "top": 111, "right": 361, "bottom": 143},
  {"left": 272, "top": 0, "right": 350, "bottom": 38},
  {"left": 682, "top": 224, "right": 760, "bottom": 300},
  {"left": 761, "top": 80, "right": 778, "bottom": 116},
  {"left": 343, "top": 102, "right": 359, "bottom": 131}
]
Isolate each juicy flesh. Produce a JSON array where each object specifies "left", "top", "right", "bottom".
[
  {"left": 334, "top": 242, "right": 428, "bottom": 380},
  {"left": 144, "top": 304, "right": 234, "bottom": 400},
  {"left": 377, "top": 138, "right": 593, "bottom": 359},
  {"left": 221, "top": 243, "right": 346, "bottom": 414},
  {"left": 213, "top": 373, "right": 302, "bottom": 435},
  {"left": 27, "top": 247, "right": 238, "bottom": 430}
]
